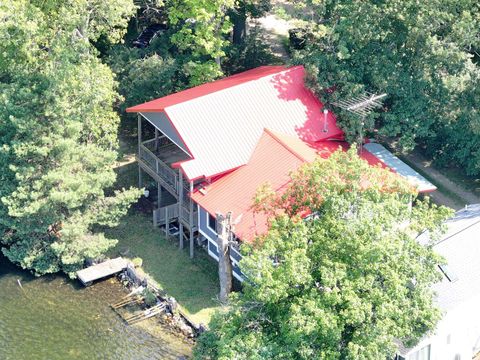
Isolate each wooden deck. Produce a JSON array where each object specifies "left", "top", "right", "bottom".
[
  {"left": 77, "top": 257, "right": 128, "bottom": 286},
  {"left": 143, "top": 138, "right": 189, "bottom": 166}
]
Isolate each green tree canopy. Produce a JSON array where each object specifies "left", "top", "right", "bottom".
[
  {"left": 292, "top": 0, "right": 480, "bottom": 175},
  {"left": 166, "top": 0, "right": 235, "bottom": 85},
  {"left": 0, "top": 0, "right": 141, "bottom": 276},
  {"left": 194, "top": 148, "right": 452, "bottom": 359}
]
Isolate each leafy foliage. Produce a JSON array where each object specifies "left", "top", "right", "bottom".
[
  {"left": 107, "top": 0, "right": 276, "bottom": 128},
  {"left": 292, "top": 0, "right": 480, "bottom": 174},
  {"left": 108, "top": 47, "right": 186, "bottom": 113},
  {"left": 223, "top": 24, "right": 279, "bottom": 75},
  {"left": 166, "top": 0, "right": 235, "bottom": 85},
  {"left": 0, "top": 0, "right": 141, "bottom": 276},
  {"left": 194, "top": 148, "right": 452, "bottom": 359}
]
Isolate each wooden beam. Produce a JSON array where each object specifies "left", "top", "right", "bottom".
[
  {"left": 189, "top": 181, "right": 194, "bottom": 258},
  {"left": 157, "top": 183, "right": 162, "bottom": 208},
  {"left": 154, "top": 128, "right": 159, "bottom": 152},
  {"left": 165, "top": 206, "right": 169, "bottom": 238},
  {"left": 178, "top": 169, "right": 184, "bottom": 249},
  {"left": 138, "top": 114, "right": 143, "bottom": 188}
]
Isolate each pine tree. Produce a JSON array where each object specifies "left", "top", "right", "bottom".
[{"left": 0, "top": 0, "right": 141, "bottom": 276}]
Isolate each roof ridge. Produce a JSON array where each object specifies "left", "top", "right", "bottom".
[
  {"left": 165, "top": 66, "right": 296, "bottom": 110},
  {"left": 263, "top": 128, "right": 309, "bottom": 162},
  {"left": 127, "top": 65, "right": 289, "bottom": 113}
]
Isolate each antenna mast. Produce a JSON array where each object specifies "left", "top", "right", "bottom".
[{"left": 332, "top": 92, "right": 387, "bottom": 153}]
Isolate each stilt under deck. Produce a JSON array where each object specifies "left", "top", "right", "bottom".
[{"left": 137, "top": 114, "right": 198, "bottom": 258}]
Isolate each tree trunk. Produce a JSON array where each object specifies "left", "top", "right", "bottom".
[
  {"left": 216, "top": 212, "right": 233, "bottom": 303},
  {"left": 232, "top": 7, "right": 247, "bottom": 45}
]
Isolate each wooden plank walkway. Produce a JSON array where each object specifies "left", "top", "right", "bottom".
[{"left": 77, "top": 257, "right": 128, "bottom": 286}]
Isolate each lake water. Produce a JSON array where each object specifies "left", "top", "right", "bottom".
[{"left": 0, "top": 254, "right": 192, "bottom": 360}]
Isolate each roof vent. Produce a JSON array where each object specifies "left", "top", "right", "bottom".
[{"left": 322, "top": 108, "right": 329, "bottom": 133}]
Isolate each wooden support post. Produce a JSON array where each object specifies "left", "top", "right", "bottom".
[
  {"left": 165, "top": 207, "right": 169, "bottom": 238},
  {"left": 189, "top": 181, "right": 194, "bottom": 258},
  {"left": 154, "top": 183, "right": 162, "bottom": 228},
  {"left": 157, "top": 183, "right": 162, "bottom": 209},
  {"left": 178, "top": 169, "right": 184, "bottom": 249},
  {"left": 216, "top": 212, "right": 233, "bottom": 303},
  {"left": 154, "top": 128, "right": 159, "bottom": 152},
  {"left": 138, "top": 167, "right": 143, "bottom": 189},
  {"left": 138, "top": 114, "right": 143, "bottom": 188}
]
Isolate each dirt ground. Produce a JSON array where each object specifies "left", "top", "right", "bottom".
[{"left": 384, "top": 140, "right": 480, "bottom": 210}]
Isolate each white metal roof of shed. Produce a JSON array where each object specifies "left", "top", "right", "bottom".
[{"left": 363, "top": 142, "right": 437, "bottom": 192}]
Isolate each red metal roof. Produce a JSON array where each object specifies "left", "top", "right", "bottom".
[
  {"left": 192, "top": 129, "right": 306, "bottom": 242},
  {"left": 129, "top": 66, "right": 344, "bottom": 180},
  {"left": 192, "top": 129, "right": 385, "bottom": 243},
  {"left": 126, "top": 66, "right": 287, "bottom": 113}
]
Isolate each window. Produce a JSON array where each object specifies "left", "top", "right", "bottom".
[
  {"left": 207, "top": 213, "right": 217, "bottom": 232},
  {"left": 408, "top": 345, "right": 430, "bottom": 360}
]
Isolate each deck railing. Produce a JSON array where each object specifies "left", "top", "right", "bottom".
[
  {"left": 153, "top": 204, "right": 179, "bottom": 227},
  {"left": 142, "top": 137, "right": 172, "bottom": 152},
  {"left": 181, "top": 206, "right": 198, "bottom": 229},
  {"left": 153, "top": 204, "right": 198, "bottom": 230},
  {"left": 139, "top": 144, "right": 179, "bottom": 195}
]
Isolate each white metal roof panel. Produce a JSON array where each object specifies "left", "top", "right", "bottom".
[
  {"left": 363, "top": 142, "right": 437, "bottom": 192},
  {"left": 430, "top": 204, "right": 480, "bottom": 311},
  {"left": 164, "top": 67, "right": 343, "bottom": 180}
]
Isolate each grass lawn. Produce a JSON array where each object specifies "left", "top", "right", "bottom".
[{"left": 104, "top": 159, "right": 221, "bottom": 325}]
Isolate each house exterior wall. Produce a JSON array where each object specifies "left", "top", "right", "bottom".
[
  {"left": 198, "top": 205, "right": 217, "bottom": 240},
  {"left": 402, "top": 293, "right": 480, "bottom": 359},
  {"left": 140, "top": 111, "right": 190, "bottom": 155},
  {"left": 198, "top": 205, "right": 244, "bottom": 281}
]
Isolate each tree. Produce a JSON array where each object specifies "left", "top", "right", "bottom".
[
  {"left": 216, "top": 212, "right": 233, "bottom": 303},
  {"left": 166, "top": 0, "right": 235, "bottom": 85},
  {"left": 292, "top": 0, "right": 480, "bottom": 175},
  {"left": 0, "top": 0, "right": 141, "bottom": 276},
  {"left": 223, "top": 20, "right": 279, "bottom": 75},
  {"left": 194, "top": 148, "right": 452, "bottom": 359},
  {"left": 107, "top": 48, "right": 186, "bottom": 123},
  {"left": 230, "top": 0, "right": 271, "bottom": 45}
]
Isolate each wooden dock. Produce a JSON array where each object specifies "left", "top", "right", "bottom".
[
  {"left": 124, "top": 303, "right": 166, "bottom": 325},
  {"left": 77, "top": 257, "right": 128, "bottom": 286}
]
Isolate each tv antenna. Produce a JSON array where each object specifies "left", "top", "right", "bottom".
[{"left": 332, "top": 92, "right": 387, "bottom": 153}]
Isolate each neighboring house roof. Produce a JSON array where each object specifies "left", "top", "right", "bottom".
[
  {"left": 398, "top": 204, "right": 480, "bottom": 356},
  {"left": 363, "top": 143, "right": 437, "bottom": 192},
  {"left": 428, "top": 204, "right": 480, "bottom": 312},
  {"left": 192, "top": 129, "right": 386, "bottom": 243},
  {"left": 128, "top": 66, "right": 344, "bottom": 180}
]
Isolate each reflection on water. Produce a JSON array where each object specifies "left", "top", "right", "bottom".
[{"left": 0, "top": 254, "right": 191, "bottom": 360}]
